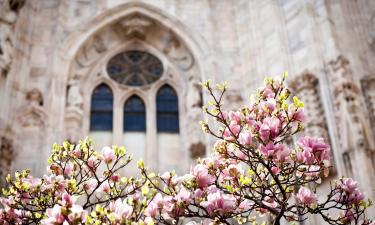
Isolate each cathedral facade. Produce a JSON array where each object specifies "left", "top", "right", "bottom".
[{"left": 1, "top": 0, "right": 375, "bottom": 223}]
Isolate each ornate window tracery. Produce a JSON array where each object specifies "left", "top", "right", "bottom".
[
  {"left": 157, "top": 85, "right": 179, "bottom": 133},
  {"left": 124, "top": 95, "right": 146, "bottom": 132},
  {"left": 106, "top": 51, "right": 163, "bottom": 86},
  {"left": 90, "top": 84, "right": 113, "bottom": 131}
]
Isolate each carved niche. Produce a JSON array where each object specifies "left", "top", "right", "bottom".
[
  {"left": 328, "top": 56, "right": 373, "bottom": 150},
  {"left": 17, "top": 88, "right": 46, "bottom": 128},
  {"left": 289, "top": 72, "right": 329, "bottom": 139},
  {"left": 289, "top": 72, "right": 336, "bottom": 174},
  {"left": 328, "top": 55, "right": 375, "bottom": 176},
  {"left": 361, "top": 75, "right": 375, "bottom": 136}
]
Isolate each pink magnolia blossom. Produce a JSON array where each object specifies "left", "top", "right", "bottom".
[
  {"left": 259, "top": 116, "right": 280, "bottom": 142},
  {"left": 87, "top": 156, "right": 99, "bottom": 171},
  {"left": 260, "top": 98, "right": 276, "bottom": 113},
  {"left": 61, "top": 192, "right": 74, "bottom": 207},
  {"left": 217, "top": 111, "right": 228, "bottom": 121},
  {"left": 228, "top": 111, "right": 242, "bottom": 125},
  {"left": 109, "top": 199, "right": 133, "bottom": 220},
  {"left": 160, "top": 172, "right": 172, "bottom": 183},
  {"left": 297, "top": 136, "right": 330, "bottom": 164},
  {"left": 176, "top": 188, "right": 192, "bottom": 204},
  {"left": 338, "top": 178, "right": 365, "bottom": 204},
  {"left": 145, "top": 193, "right": 164, "bottom": 218},
  {"left": 288, "top": 105, "right": 305, "bottom": 122},
  {"left": 68, "top": 205, "right": 87, "bottom": 223},
  {"left": 41, "top": 205, "right": 65, "bottom": 225},
  {"left": 239, "top": 132, "right": 252, "bottom": 146},
  {"left": 259, "top": 142, "right": 289, "bottom": 162},
  {"left": 99, "top": 181, "right": 110, "bottom": 193},
  {"left": 296, "top": 187, "right": 317, "bottom": 205},
  {"left": 102, "top": 146, "right": 116, "bottom": 164},
  {"left": 64, "top": 163, "right": 72, "bottom": 176},
  {"left": 223, "top": 123, "right": 241, "bottom": 140},
  {"left": 261, "top": 85, "right": 275, "bottom": 99},
  {"left": 221, "top": 164, "right": 243, "bottom": 181},
  {"left": 191, "top": 164, "right": 215, "bottom": 189},
  {"left": 83, "top": 179, "right": 97, "bottom": 193},
  {"left": 200, "top": 188, "right": 236, "bottom": 216},
  {"left": 194, "top": 189, "right": 204, "bottom": 201},
  {"left": 72, "top": 146, "right": 81, "bottom": 158}
]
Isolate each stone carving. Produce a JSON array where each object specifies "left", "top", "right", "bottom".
[
  {"left": 328, "top": 56, "right": 374, "bottom": 151},
  {"left": 117, "top": 16, "right": 152, "bottom": 39},
  {"left": 67, "top": 78, "right": 83, "bottom": 110},
  {"left": 26, "top": 88, "right": 43, "bottom": 106},
  {"left": 0, "top": 0, "right": 18, "bottom": 78},
  {"left": 76, "top": 34, "right": 108, "bottom": 68},
  {"left": 18, "top": 88, "right": 46, "bottom": 128},
  {"left": 328, "top": 56, "right": 375, "bottom": 180},
  {"left": 289, "top": 73, "right": 329, "bottom": 139},
  {"left": 289, "top": 72, "right": 335, "bottom": 174},
  {"left": 189, "top": 142, "right": 206, "bottom": 159},
  {"left": 163, "top": 35, "right": 194, "bottom": 71},
  {"left": 361, "top": 75, "right": 375, "bottom": 136},
  {"left": 186, "top": 77, "right": 202, "bottom": 109},
  {"left": 65, "top": 77, "right": 84, "bottom": 143},
  {"left": 0, "top": 134, "right": 15, "bottom": 188}
]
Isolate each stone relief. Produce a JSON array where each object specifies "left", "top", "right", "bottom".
[
  {"left": 67, "top": 77, "right": 83, "bottom": 110},
  {"left": 18, "top": 88, "right": 46, "bottom": 128},
  {"left": 0, "top": 132, "right": 15, "bottom": 188},
  {"left": 328, "top": 55, "right": 375, "bottom": 175},
  {"left": 289, "top": 72, "right": 328, "bottom": 139},
  {"left": 116, "top": 15, "right": 152, "bottom": 40},
  {"left": 329, "top": 56, "right": 373, "bottom": 150},
  {"left": 76, "top": 34, "right": 108, "bottom": 68},
  {"left": 189, "top": 142, "right": 206, "bottom": 159},
  {"left": 162, "top": 34, "right": 194, "bottom": 71},
  {"left": 289, "top": 72, "right": 336, "bottom": 174},
  {"left": 361, "top": 75, "right": 375, "bottom": 136},
  {"left": 0, "top": 0, "right": 21, "bottom": 78}
]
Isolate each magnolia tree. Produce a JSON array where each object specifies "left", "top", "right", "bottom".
[{"left": 0, "top": 75, "right": 374, "bottom": 225}]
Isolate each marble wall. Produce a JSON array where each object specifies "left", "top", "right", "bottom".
[{"left": 1, "top": 0, "right": 375, "bottom": 222}]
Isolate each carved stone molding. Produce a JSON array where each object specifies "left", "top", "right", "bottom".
[
  {"left": 116, "top": 15, "right": 152, "bottom": 40},
  {"left": 328, "top": 55, "right": 375, "bottom": 179}
]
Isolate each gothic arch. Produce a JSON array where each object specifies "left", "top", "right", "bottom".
[{"left": 54, "top": 2, "right": 208, "bottom": 172}]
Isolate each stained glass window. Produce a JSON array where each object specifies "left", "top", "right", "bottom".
[
  {"left": 107, "top": 51, "right": 163, "bottom": 86},
  {"left": 90, "top": 84, "right": 113, "bottom": 131},
  {"left": 157, "top": 85, "right": 179, "bottom": 132},
  {"left": 124, "top": 95, "right": 146, "bottom": 132}
]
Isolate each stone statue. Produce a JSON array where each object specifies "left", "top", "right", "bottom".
[
  {"left": 67, "top": 79, "right": 83, "bottom": 110},
  {"left": 0, "top": 0, "right": 17, "bottom": 77},
  {"left": 186, "top": 77, "right": 202, "bottom": 109}
]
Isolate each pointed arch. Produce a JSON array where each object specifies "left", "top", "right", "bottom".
[
  {"left": 124, "top": 95, "right": 146, "bottom": 132},
  {"left": 90, "top": 83, "right": 113, "bottom": 131},
  {"left": 156, "top": 84, "right": 179, "bottom": 132}
]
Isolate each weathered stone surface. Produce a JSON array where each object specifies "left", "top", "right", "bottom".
[{"left": 1, "top": 0, "right": 375, "bottom": 220}]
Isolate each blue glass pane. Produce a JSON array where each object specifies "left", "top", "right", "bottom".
[
  {"left": 124, "top": 96, "right": 146, "bottom": 132},
  {"left": 90, "top": 84, "right": 113, "bottom": 131},
  {"left": 90, "top": 113, "right": 113, "bottom": 131},
  {"left": 156, "top": 85, "right": 179, "bottom": 133}
]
